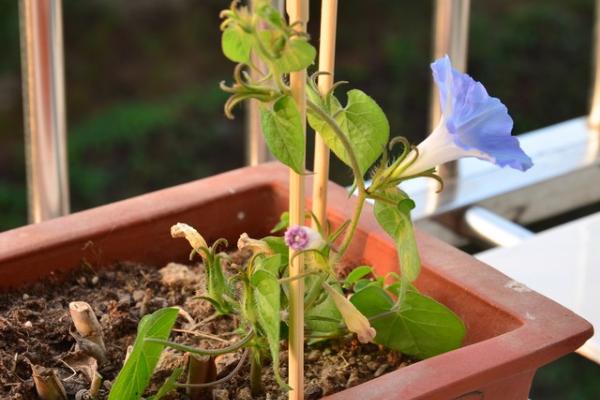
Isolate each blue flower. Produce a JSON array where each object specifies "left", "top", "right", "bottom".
[{"left": 398, "top": 55, "right": 532, "bottom": 177}]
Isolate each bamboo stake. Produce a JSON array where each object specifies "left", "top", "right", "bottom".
[
  {"left": 311, "top": 0, "right": 339, "bottom": 229},
  {"left": 286, "top": 1, "right": 308, "bottom": 399}
]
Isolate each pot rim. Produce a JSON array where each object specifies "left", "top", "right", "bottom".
[{"left": 0, "top": 162, "right": 593, "bottom": 399}]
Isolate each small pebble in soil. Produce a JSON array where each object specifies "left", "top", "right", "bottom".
[
  {"left": 213, "top": 388, "right": 230, "bottom": 400},
  {"left": 132, "top": 289, "right": 145, "bottom": 302},
  {"left": 374, "top": 363, "right": 390, "bottom": 377}
]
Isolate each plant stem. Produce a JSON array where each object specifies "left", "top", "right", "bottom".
[
  {"left": 31, "top": 365, "right": 67, "bottom": 400},
  {"left": 249, "top": 347, "right": 265, "bottom": 396},
  {"left": 303, "top": 273, "right": 328, "bottom": 312},
  {"left": 145, "top": 328, "right": 255, "bottom": 356},
  {"left": 186, "top": 354, "right": 216, "bottom": 399},
  {"left": 176, "top": 349, "right": 249, "bottom": 389},
  {"left": 335, "top": 189, "right": 366, "bottom": 260}
]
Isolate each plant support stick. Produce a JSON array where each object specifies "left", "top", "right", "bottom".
[
  {"left": 312, "top": 0, "right": 338, "bottom": 229},
  {"left": 286, "top": 1, "right": 308, "bottom": 398}
]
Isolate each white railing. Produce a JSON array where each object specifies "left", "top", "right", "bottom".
[{"left": 19, "top": 0, "right": 69, "bottom": 223}]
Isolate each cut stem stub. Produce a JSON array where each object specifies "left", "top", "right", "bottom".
[
  {"left": 69, "top": 301, "right": 106, "bottom": 363},
  {"left": 31, "top": 365, "right": 67, "bottom": 400}
]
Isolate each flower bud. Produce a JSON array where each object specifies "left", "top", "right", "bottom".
[
  {"left": 171, "top": 223, "right": 208, "bottom": 252},
  {"left": 322, "top": 282, "right": 376, "bottom": 343}
]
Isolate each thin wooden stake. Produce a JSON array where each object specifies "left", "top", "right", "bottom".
[
  {"left": 311, "top": 0, "right": 339, "bottom": 229},
  {"left": 286, "top": 1, "right": 308, "bottom": 399}
]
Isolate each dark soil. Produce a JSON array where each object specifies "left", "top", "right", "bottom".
[{"left": 0, "top": 259, "right": 410, "bottom": 399}]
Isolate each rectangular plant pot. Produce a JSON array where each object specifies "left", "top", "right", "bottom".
[{"left": 0, "top": 163, "right": 593, "bottom": 400}]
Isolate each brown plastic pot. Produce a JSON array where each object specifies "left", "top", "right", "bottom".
[{"left": 0, "top": 163, "right": 593, "bottom": 400}]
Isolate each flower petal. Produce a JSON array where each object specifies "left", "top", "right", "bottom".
[{"left": 431, "top": 55, "right": 533, "bottom": 171}]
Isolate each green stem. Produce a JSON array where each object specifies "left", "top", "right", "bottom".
[
  {"left": 335, "top": 189, "right": 366, "bottom": 261},
  {"left": 145, "top": 328, "right": 255, "bottom": 356},
  {"left": 306, "top": 99, "right": 366, "bottom": 193},
  {"left": 303, "top": 273, "right": 328, "bottom": 312}
]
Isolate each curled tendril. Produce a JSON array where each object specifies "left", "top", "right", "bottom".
[
  {"left": 212, "top": 238, "right": 229, "bottom": 252},
  {"left": 420, "top": 170, "right": 445, "bottom": 193},
  {"left": 388, "top": 136, "right": 411, "bottom": 154},
  {"left": 308, "top": 71, "right": 330, "bottom": 96},
  {"left": 221, "top": 64, "right": 280, "bottom": 118},
  {"left": 325, "top": 80, "right": 349, "bottom": 99}
]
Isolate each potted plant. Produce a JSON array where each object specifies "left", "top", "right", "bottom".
[{"left": 0, "top": 1, "right": 592, "bottom": 399}]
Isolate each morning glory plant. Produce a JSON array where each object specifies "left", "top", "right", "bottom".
[{"left": 108, "top": 2, "right": 533, "bottom": 398}]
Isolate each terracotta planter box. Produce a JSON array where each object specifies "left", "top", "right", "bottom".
[{"left": 0, "top": 163, "right": 592, "bottom": 399}]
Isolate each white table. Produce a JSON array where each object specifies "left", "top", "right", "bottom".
[{"left": 477, "top": 212, "right": 600, "bottom": 363}]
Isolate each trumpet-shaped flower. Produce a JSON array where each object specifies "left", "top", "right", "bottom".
[
  {"left": 171, "top": 223, "right": 208, "bottom": 252},
  {"left": 397, "top": 55, "right": 533, "bottom": 177},
  {"left": 322, "top": 282, "right": 376, "bottom": 343},
  {"left": 284, "top": 225, "right": 325, "bottom": 251},
  {"left": 237, "top": 232, "right": 273, "bottom": 255}
]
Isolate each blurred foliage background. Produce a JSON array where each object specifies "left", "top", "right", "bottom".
[{"left": 0, "top": 0, "right": 599, "bottom": 396}]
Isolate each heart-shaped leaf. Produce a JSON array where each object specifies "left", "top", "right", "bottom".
[
  {"left": 351, "top": 286, "right": 465, "bottom": 359},
  {"left": 109, "top": 308, "right": 179, "bottom": 400},
  {"left": 251, "top": 256, "right": 288, "bottom": 389},
  {"left": 373, "top": 187, "right": 420, "bottom": 282},
  {"left": 260, "top": 95, "right": 305, "bottom": 173},
  {"left": 308, "top": 90, "right": 389, "bottom": 176},
  {"left": 222, "top": 26, "right": 252, "bottom": 63}
]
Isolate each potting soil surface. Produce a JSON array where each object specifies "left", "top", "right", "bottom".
[{"left": 0, "top": 258, "right": 410, "bottom": 399}]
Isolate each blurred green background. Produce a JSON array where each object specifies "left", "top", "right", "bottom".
[{"left": 0, "top": 1, "right": 599, "bottom": 397}]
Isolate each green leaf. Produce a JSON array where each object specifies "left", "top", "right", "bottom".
[
  {"left": 343, "top": 266, "right": 373, "bottom": 288},
  {"left": 148, "top": 368, "right": 183, "bottom": 400},
  {"left": 260, "top": 96, "right": 305, "bottom": 173},
  {"left": 308, "top": 89, "right": 389, "bottom": 175},
  {"left": 222, "top": 26, "right": 252, "bottom": 63},
  {"left": 373, "top": 187, "right": 420, "bottom": 282},
  {"left": 305, "top": 277, "right": 342, "bottom": 340},
  {"left": 206, "top": 254, "right": 233, "bottom": 314},
  {"left": 262, "top": 236, "right": 289, "bottom": 262},
  {"left": 271, "top": 38, "right": 316, "bottom": 73},
  {"left": 251, "top": 266, "right": 288, "bottom": 389},
  {"left": 255, "top": 253, "right": 283, "bottom": 277},
  {"left": 353, "top": 278, "right": 371, "bottom": 293},
  {"left": 270, "top": 211, "right": 290, "bottom": 233},
  {"left": 256, "top": 4, "right": 286, "bottom": 29},
  {"left": 351, "top": 286, "right": 465, "bottom": 359},
  {"left": 109, "top": 308, "right": 179, "bottom": 400}
]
